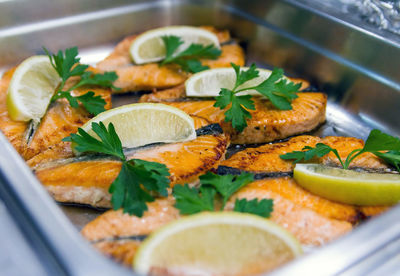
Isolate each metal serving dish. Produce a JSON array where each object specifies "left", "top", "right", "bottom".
[{"left": 0, "top": 0, "right": 399, "bottom": 275}]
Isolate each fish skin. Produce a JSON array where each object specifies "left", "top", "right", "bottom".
[
  {"left": 0, "top": 67, "right": 112, "bottom": 160},
  {"left": 35, "top": 133, "right": 229, "bottom": 208},
  {"left": 0, "top": 68, "right": 28, "bottom": 154},
  {"left": 165, "top": 93, "right": 327, "bottom": 144},
  {"left": 96, "top": 27, "right": 245, "bottom": 92}
]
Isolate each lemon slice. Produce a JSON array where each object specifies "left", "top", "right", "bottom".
[
  {"left": 80, "top": 103, "right": 196, "bottom": 149},
  {"left": 294, "top": 164, "right": 400, "bottom": 205},
  {"left": 130, "top": 26, "right": 220, "bottom": 64},
  {"left": 7, "top": 55, "right": 60, "bottom": 122},
  {"left": 185, "top": 67, "right": 289, "bottom": 97},
  {"left": 134, "top": 212, "right": 302, "bottom": 275}
]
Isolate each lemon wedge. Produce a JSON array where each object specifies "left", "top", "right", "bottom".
[
  {"left": 294, "top": 164, "right": 400, "bottom": 205},
  {"left": 130, "top": 26, "right": 220, "bottom": 64},
  {"left": 185, "top": 67, "right": 290, "bottom": 97},
  {"left": 134, "top": 212, "right": 302, "bottom": 275},
  {"left": 79, "top": 103, "right": 196, "bottom": 149},
  {"left": 7, "top": 55, "right": 60, "bottom": 122}
]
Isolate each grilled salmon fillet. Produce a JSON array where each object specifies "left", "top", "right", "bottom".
[
  {"left": 34, "top": 128, "right": 229, "bottom": 207},
  {"left": 26, "top": 115, "right": 211, "bottom": 168},
  {"left": 139, "top": 78, "right": 311, "bottom": 103},
  {"left": 82, "top": 186, "right": 351, "bottom": 248},
  {"left": 96, "top": 26, "right": 245, "bottom": 92},
  {"left": 220, "top": 135, "right": 391, "bottom": 174},
  {"left": 0, "top": 68, "right": 112, "bottom": 160},
  {"left": 0, "top": 68, "right": 28, "bottom": 154},
  {"left": 164, "top": 93, "right": 327, "bottom": 144}
]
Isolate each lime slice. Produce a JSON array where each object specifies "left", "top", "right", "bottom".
[
  {"left": 79, "top": 103, "right": 196, "bottom": 149},
  {"left": 7, "top": 55, "right": 60, "bottom": 122},
  {"left": 134, "top": 212, "right": 302, "bottom": 275},
  {"left": 185, "top": 67, "right": 289, "bottom": 97},
  {"left": 294, "top": 164, "right": 400, "bottom": 205},
  {"left": 130, "top": 26, "right": 220, "bottom": 64}
]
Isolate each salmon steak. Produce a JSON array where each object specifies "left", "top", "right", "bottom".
[
  {"left": 164, "top": 93, "right": 327, "bottom": 144},
  {"left": 139, "top": 77, "right": 311, "bottom": 103},
  {"left": 32, "top": 124, "right": 229, "bottom": 208},
  {"left": 0, "top": 68, "right": 112, "bottom": 160},
  {"left": 96, "top": 26, "right": 245, "bottom": 92}
]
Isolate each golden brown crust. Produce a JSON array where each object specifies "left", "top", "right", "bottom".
[
  {"left": 0, "top": 68, "right": 28, "bottom": 155},
  {"left": 229, "top": 184, "right": 352, "bottom": 246},
  {"left": 93, "top": 240, "right": 141, "bottom": 267},
  {"left": 36, "top": 134, "right": 229, "bottom": 207},
  {"left": 96, "top": 27, "right": 245, "bottom": 92},
  {"left": 82, "top": 197, "right": 179, "bottom": 241},
  {"left": 166, "top": 93, "right": 327, "bottom": 144}
]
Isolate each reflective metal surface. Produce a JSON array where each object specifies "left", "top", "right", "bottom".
[{"left": 0, "top": 0, "right": 399, "bottom": 275}]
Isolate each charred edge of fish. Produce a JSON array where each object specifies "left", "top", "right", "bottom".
[
  {"left": 301, "top": 85, "right": 320, "bottom": 92},
  {"left": 196, "top": 124, "right": 223, "bottom": 136},
  {"left": 23, "top": 120, "right": 40, "bottom": 145},
  {"left": 58, "top": 201, "right": 110, "bottom": 212},
  {"left": 220, "top": 39, "right": 239, "bottom": 46},
  {"left": 215, "top": 166, "right": 293, "bottom": 179},
  {"left": 91, "top": 235, "right": 148, "bottom": 244}
]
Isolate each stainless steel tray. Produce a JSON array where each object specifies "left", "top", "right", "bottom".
[{"left": 0, "top": 0, "right": 399, "bottom": 275}]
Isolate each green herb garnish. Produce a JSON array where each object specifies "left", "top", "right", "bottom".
[
  {"left": 160, "top": 36, "right": 221, "bottom": 73},
  {"left": 233, "top": 198, "right": 274, "bottom": 218},
  {"left": 44, "top": 47, "right": 119, "bottom": 115},
  {"left": 214, "top": 63, "right": 301, "bottom": 132},
  {"left": 63, "top": 122, "right": 170, "bottom": 217},
  {"left": 172, "top": 172, "right": 274, "bottom": 218},
  {"left": 280, "top": 129, "right": 400, "bottom": 171}
]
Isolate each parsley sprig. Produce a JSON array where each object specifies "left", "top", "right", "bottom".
[
  {"left": 63, "top": 122, "right": 170, "bottom": 217},
  {"left": 280, "top": 129, "right": 400, "bottom": 171},
  {"left": 214, "top": 63, "right": 301, "bottom": 132},
  {"left": 44, "top": 47, "right": 119, "bottom": 115},
  {"left": 172, "top": 172, "right": 274, "bottom": 218},
  {"left": 160, "top": 36, "right": 221, "bottom": 73}
]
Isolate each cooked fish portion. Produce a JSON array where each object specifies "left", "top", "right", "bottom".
[
  {"left": 96, "top": 27, "right": 245, "bottom": 92},
  {"left": 82, "top": 187, "right": 351, "bottom": 249},
  {"left": 242, "top": 177, "right": 358, "bottom": 223},
  {"left": 0, "top": 68, "right": 28, "bottom": 154},
  {"left": 35, "top": 130, "right": 229, "bottom": 208},
  {"left": 23, "top": 87, "right": 112, "bottom": 160},
  {"left": 220, "top": 135, "right": 391, "bottom": 174},
  {"left": 0, "top": 68, "right": 112, "bottom": 160},
  {"left": 229, "top": 183, "right": 352, "bottom": 246},
  {"left": 93, "top": 239, "right": 141, "bottom": 267},
  {"left": 139, "top": 78, "right": 311, "bottom": 103},
  {"left": 165, "top": 93, "right": 327, "bottom": 144},
  {"left": 27, "top": 115, "right": 211, "bottom": 168},
  {"left": 82, "top": 197, "right": 179, "bottom": 241}
]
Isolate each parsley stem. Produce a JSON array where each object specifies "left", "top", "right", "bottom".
[
  {"left": 343, "top": 149, "right": 363, "bottom": 169},
  {"left": 331, "top": 149, "right": 346, "bottom": 169}
]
